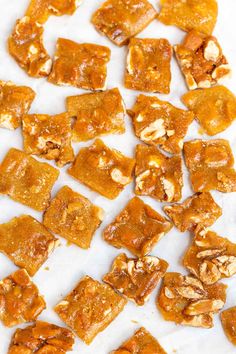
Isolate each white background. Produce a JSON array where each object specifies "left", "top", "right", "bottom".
[{"left": 0, "top": 0, "right": 236, "bottom": 353}]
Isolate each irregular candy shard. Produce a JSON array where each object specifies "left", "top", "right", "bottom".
[{"left": 221, "top": 307, "right": 236, "bottom": 346}]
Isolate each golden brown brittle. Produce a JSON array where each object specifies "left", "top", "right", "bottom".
[{"left": 221, "top": 307, "right": 236, "bottom": 346}]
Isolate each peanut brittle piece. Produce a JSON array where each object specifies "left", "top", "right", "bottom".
[
  {"left": 0, "top": 215, "right": 58, "bottom": 276},
  {"left": 103, "top": 197, "right": 172, "bottom": 257},
  {"left": 91, "top": 0, "right": 156, "bottom": 47},
  {"left": 158, "top": 0, "right": 218, "bottom": 35},
  {"left": 0, "top": 81, "right": 35, "bottom": 130},
  {"left": 66, "top": 88, "right": 126, "bottom": 142},
  {"left": 48, "top": 38, "right": 111, "bottom": 90},
  {"left": 43, "top": 186, "right": 104, "bottom": 249},
  {"left": 129, "top": 95, "right": 194, "bottom": 154},
  {"left": 8, "top": 17, "right": 52, "bottom": 78},
  {"left": 22, "top": 113, "right": 74, "bottom": 167},
  {"left": 103, "top": 253, "right": 168, "bottom": 305},
  {"left": 135, "top": 144, "right": 183, "bottom": 202},
  {"left": 164, "top": 192, "right": 222, "bottom": 232},
  {"left": 221, "top": 307, "right": 236, "bottom": 346},
  {"left": 184, "top": 139, "right": 236, "bottom": 193},
  {"left": 68, "top": 139, "right": 135, "bottom": 199},
  {"left": 0, "top": 269, "right": 46, "bottom": 327},
  {"left": 8, "top": 320, "right": 75, "bottom": 354},
  {"left": 157, "top": 272, "right": 227, "bottom": 328},
  {"left": 55, "top": 275, "right": 127, "bottom": 344},
  {"left": 111, "top": 327, "right": 167, "bottom": 354},
  {"left": 125, "top": 38, "right": 172, "bottom": 94},
  {"left": 0, "top": 148, "right": 59, "bottom": 211},
  {"left": 174, "top": 31, "right": 231, "bottom": 90}
]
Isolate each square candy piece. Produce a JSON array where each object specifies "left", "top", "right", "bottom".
[
  {"left": 22, "top": 113, "right": 74, "bottom": 167},
  {"left": 0, "top": 148, "right": 59, "bottom": 211},
  {"left": 174, "top": 31, "right": 231, "bottom": 90},
  {"left": 54, "top": 275, "right": 127, "bottom": 344},
  {"left": 0, "top": 81, "right": 35, "bottom": 130},
  {"left": 158, "top": 0, "right": 218, "bottom": 35},
  {"left": 129, "top": 95, "right": 194, "bottom": 154},
  {"left": 111, "top": 327, "right": 167, "bottom": 354},
  {"left": 184, "top": 139, "right": 236, "bottom": 193},
  {"left": 135, "top": 144, "right": 183, "bottom": 202},
  {"left": 182, "top": 86, "right": 236, "bottom": 136},
  {"left": 8, "top": 321, "right": 75, "bottom": 354},
  {"left": 0, "top": 215, "right": 58, "bottom": 276},
  {"left": 103, "top": 253, "right": 168, "bottom": 305},
  {"left": 164, "top": 192, "right": 222, "bottom": 232},
  {"left": 48, "top": 38, "right": 111, "bottom": 90},
  {"left": 91, "top": 0, "right": 156, "bottom": 46},
  {"left": 66, "top": 88, "right": 126, "bottom": 142},
  {"left": 68, "top": 139, "right": 135, "bottom": 199},
  {"left": 43, "top": 186, "right": 104, "bottom": 249},
  {"left": 103, "top": 197, "right": 172, "bottom": 257},
  {"left": 0, "top": 269, "right": 46, "bottom": 327},
  {"left": 221, "top": 307, "right": 236, "bottom": 346},
  {"left": 125, "top": 38, "right": 172, "bottom": 94}
]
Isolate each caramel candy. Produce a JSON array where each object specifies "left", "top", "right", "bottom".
[
  {"left": 8, "top": 17, "right": 52, "bottom": 78},
  {"left": 8, "top": 320, "right": 75, "bottom": 354},
  {"left": 135, "top": 144, "right": 183, "bottom": 202},
  {"left": 111, "top": 327, "right": 167, "bottom": 354},
  {"left": 0, "top": 215, "right": 58, "bottom": 276},
  {"left": 22, "top": 113, "right": 74, "bottom": 167},
  {"left": 174, "top": 31, "right": 231, "bottom": 90},
  {"left": 182, "top": 86, "right": 236, "bottom": 136},
  {"left": 91, "top": 0, "right": 156, "bottom": 47},
  {"left": 48, "top": 38, "right": 111, "bottom": 90},
  {"left": 125, "top": 38, "right": 172, "bottom": 94},
  {"left": 43, "top": 186, "right": 104, "bottom": 249},
  {"left": 221, "top": 307, "right": 236, "bottom": 346},
  {"left": 157, "top": 272, "right": 227, "bottom": 328},
  {"left": 54, "top": 275, "right": 127, "bottom": 344},
  {"left": 164, "top": 192, "right": 222, "bottom": 232},
  {"left": 103, "top": 197, "right": 172, "bottom": 257},
  {"left": 103, "top": 253, "right": 168, "bottom": 305},
  {"left": 68, "top": 139, "right": 135, "bottom": 199},
  {"left": 158, "top": 0, "right": 218, "bottom": 35},
  {"left": 0, "top": 81, "right": 35, "bottom": 130},
  {"left": 184, "top": 139, "right": 236, "bottom": 193},
  {"left": 0, "top": 269, "right": 46, "bottom": 327},
  {"left": 129, "top": 95, "right": 194, "bottom": 154},
  {"left": 0, "top": 148, "right": 59, "bottom": 211}
]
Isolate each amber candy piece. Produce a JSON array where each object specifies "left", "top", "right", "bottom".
[
  {"left": 125, "top": 38, "right": 172, "bottom": 94},
  {"left": 0, "top": 148, "right": 59, "bottom": 211},
  {"left": 221, "top": 307, "right": 236, "bottom": 346},
  {"left": 103, "top": 197, "right": 172, "bottom": 257},
  {"left": 184, "top": 139, "right": 236, "bottom": 193},
  {"left": 54, "top": 275, "right": 127, "bottom": 344},
  {"left": 157, "top": 272, "right": 227, "bottom": 329},
  {"left": 91, "top": 0, "right": 156, "bottom": 47}
]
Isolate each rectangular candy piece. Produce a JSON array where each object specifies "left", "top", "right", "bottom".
[
  {"left": 129, "top": 94, "right": 194, "bottom": 154},
  {"left": 174, "top": 30, "right": 231, "bottom": 90},
  {"left": 0, "top": 269, "right": 46, "bottom": 327},
  {"left": 103, "top": 253, "right": 168, "bottom": 305},
  {"left": 66, "top": 88, "right": 126, "bottom": 142},
  {"left": 184, "top": 139, "right": 236, "bottom": 193},
  {"left": 135, "top": 144, "right": 183, "bottom": 202},
  {"left": 0, "top": 215, "right": 58, "bottom": 276},
  {"left": 103, "top": 197, "right": 172, "bottom": 257},
  {"left": 48, "top": 38, "right": 111, "bottom": 90},
  {"left": 43, "top": 186, "right": 104, "bottom": 249},
  {"left": 0, "top": 81, "right": 35, "bottom": 130},
  {"left": 157, "top": 272, "right": 227, "bottom": 329},
  {"left": 68, "top": 139, "right": 135, "bottom": 199},
  {"left": 221, "top": 307, "right": 236, "bottom": 346},
  {"left": 91, "top": 0, "right": 156, "bottom": 46},
  {"left": 0, "top": 148, "right": 59, "bottom": 211},
  {"left": 125, "top": 38, "right": 172, "bottom": 94},
  {"left": 164, "top": 192, "right": 222, "bottom": 232},
  {"left": 22, "top": 113, "right": 74, "bottom": 167},
  {"left": 111, "top": 327, "right": 167, "bottom": 354},
  {"left": 54, "top": 275, "right": 127, "bottom": 344}
]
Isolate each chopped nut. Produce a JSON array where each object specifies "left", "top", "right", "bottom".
[
  {"left": 204, "top": 40, "right": 220, "bottom": 61},
  {"left": 111, "top": 168, "right": 131, "bottom": 185},
  {"left": 140, "top": 119, "right": 166, "bottom": 142},
  {"left": 161, "top": 178, "right": 175, "bottom": 202},
  {"left": 184, "top": 299, "right": 224, "bottom": 315}
]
